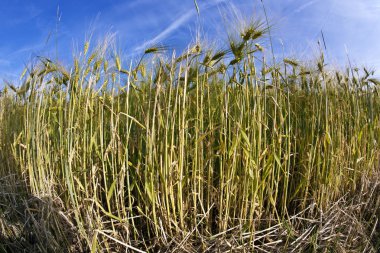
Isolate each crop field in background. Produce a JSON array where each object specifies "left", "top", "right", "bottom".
[{"left": 0, "top": 8, "right": 380, "bottom": 253}]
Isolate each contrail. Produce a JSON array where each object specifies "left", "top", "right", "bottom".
[
  {"left": 134, "top": 0, "right": 228, "bottom": 52},
  {"left": 134, "top": 10, "right": 196, "bottom": 52},
  {"left": 293, "top": 0, "right": 317, "bottom": 14}
]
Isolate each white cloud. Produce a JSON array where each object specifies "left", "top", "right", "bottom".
[
  {"left": 134, "top": 9, "right": 196, "bottom": 52},
  {"left": 133, "top": 0, "right": 228, "bottom": 52},
  {"left": 0, "top": 59, "right": 10, "bottom": 67},
  {"left": 331, "top": 0, "right": 380, "bottom": 20},
  {"left": 293, "top": 1, "right": 318, "bottom": 14}
]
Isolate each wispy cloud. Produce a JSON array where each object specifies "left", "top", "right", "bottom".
[
  {"left": 1, "top": 0, "right": 380, "bottom": 82},
  {"left": 293, "top": 0, "right": 318, "bottom": 14},
  {"left": 5, "top": 4, "right": 43, "bottom": 26},
  {"left": 9, "top": 43, "right": 45, "bottom": 57},
  {"left": 0, "top": 59, "right": 10, "bottom": 67},
  {"left": 133, "top": 0, "right": 228, "bottom": 52},
  {"left": 331, "top": 0, "right": 380, "bottom": 20},
  {"left": 134, "top": 10, "right": 196, "bottom": 52}
]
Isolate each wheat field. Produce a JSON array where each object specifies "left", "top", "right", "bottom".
[{"left": 0, "top": 13, "right": 379, "bottom": 252}]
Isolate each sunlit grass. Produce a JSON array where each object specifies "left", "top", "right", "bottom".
[{"left": 0, "top": 16, "right": 380, "bottom": 252}]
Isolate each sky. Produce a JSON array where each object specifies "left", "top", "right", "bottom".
[{"left": 0, "top": 0, "right": 380, "bottom": 86}]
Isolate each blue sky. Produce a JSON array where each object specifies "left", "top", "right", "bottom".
[{"left": 1, "top": 0, "right": 380, "bottom": 85}]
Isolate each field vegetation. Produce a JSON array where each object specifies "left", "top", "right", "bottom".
[{"left": 0, "top": 11, "right": 379, "bottom": 252}]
